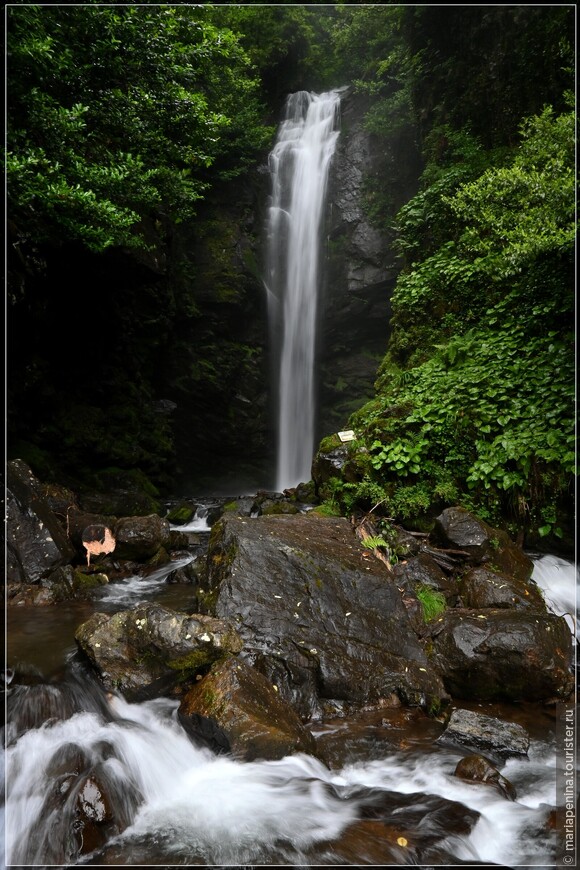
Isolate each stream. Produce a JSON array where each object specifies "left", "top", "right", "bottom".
[{"left": 3, "top": 511, "right": 577, "bottom": 866}]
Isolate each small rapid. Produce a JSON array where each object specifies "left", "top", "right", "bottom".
[
  {"left": 4, "top": 669, "right": 560, "bottom": 867},
  {"left": 3, "top": 551, "right": 575, "bottom": 866}
]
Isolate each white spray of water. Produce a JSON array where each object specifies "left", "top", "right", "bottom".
[
  {"left": 4, "top": 694, "right": 355, "bottom": 866},
  {"left": 265, "top": 90, "right": 341, "bottom": 491},
  {"left": 168, "top": 506, "right": 211, "bottom": 533},
  {"left": 532, "top": 553, "right": 578, "bottom": 639},
  {"left": 98, "top": 555, "right": 195, "bottom": 608},
  {"left": 4, "top": 690, "right": 559, "bottom": 867}
]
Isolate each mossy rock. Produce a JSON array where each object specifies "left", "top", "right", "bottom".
[
  {"left": 166, "top": 505, "right": 195, "bottom": 525},
  {"left": 260, "top": 501, "right": 299, "bottom": 516},
  {"left": 318, "top": 434, "right": 342, "bottom": 454}
]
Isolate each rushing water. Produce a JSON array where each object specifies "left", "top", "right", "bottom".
[
  {"left": 3, "top": 551, "right": 576, "bottom": 866},
  {"left": 265, "top": 90, "right": 341, "bottom": 491}
]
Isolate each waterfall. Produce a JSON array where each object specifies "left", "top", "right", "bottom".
[{"left": 265, "top": 90, "right": 341, "bottom": 491}]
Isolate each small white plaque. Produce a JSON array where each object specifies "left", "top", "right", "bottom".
[{"left": 337, "top": 430, "right": 356, "bottom": 442}]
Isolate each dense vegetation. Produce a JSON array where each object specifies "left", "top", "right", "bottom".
[
  {"left": 7, "top": 5, "right": 576, "bottom": 545},
  {"left": 317, "top": 6, "right": 576, "bottom": 547}
]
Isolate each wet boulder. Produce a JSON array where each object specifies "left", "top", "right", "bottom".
[
  {"left": 179, "top": 656, "right": 317, "bottom": 761},
  {"left": 307, "top": 787, "right": 480, "bottom": 865},
  {"left": 112, "top": 514, "right": 171, "bottom": 561},
  {"left": 438, "top": 708, "right": 529, "bottom": 761},
  {"left": 431, "top": 609, "right": 574, "bottom": 702},
  {"left": 454, "top": 754, "right": 517, "bottom": 800},
  {"left": 432, "top": 507, "right": 533, "bottom": 581},
  {"left": 460, "top": 566, "right": 547, "bottom": 611},
  {"left": 311, "top": 441, "right": 351, "bottom": 488},
  {"left": 75, "top": 604, "right": 243, "bottom": 697},
  {"left": 67, "top": 508, "right": 118, "bottom": 552},
  {"left": 177, "top": 710, "right": 232, "bottom": 755},
  {"left": 165, "top": 503, "right": 196, "bottom": 525},
  {"left": 42, "top": 565, "right": 109, "bottom": 603},
  {"left": 7, "top": 459, "right": 75, "bottom": 584},
  {"left": 393, "top": 553, "right": 460, "bottom": 603},
  {"left": 204, "top": 514, "right": 448, "bottom": 719},
  {"left": 223, "top": 495, "right": 261, "bottom": 517}
]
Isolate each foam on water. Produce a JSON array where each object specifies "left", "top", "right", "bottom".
[{"left": 4, "top": 689, "right": 561, "bottom": 866}]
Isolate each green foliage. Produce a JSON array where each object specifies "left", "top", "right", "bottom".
[
  {"left": 311, "top": 502, "right": 341, "bottom": 518},
  {"left": 416, "top": 586, "right": 446, "bottom": 623},
  {"left": 341, "top": 100, "right": 575, "bottom": 537},
  {"left": 7, "top": 5, "right": 271, "bottom": 252},
  {"left": 449, "top": 102, "right": 575, "bottom": 279},
  {"left": 362, "top": 535, "right": 389, "bottom": 551}
]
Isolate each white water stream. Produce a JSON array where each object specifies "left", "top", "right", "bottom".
[
  {"left": 3, "top": 554, "right": 576, "bottom": 866},
  {"left": 265, "top": 90, "right": 341, "bottom": 491}
]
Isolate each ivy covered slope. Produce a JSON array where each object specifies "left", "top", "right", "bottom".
[{"left": 319, "top": 6, "right": 576, "bottom": 550}]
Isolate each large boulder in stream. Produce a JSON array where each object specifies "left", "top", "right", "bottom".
[
  {"left": 431, "top": 608, "right": 574, "bottom": 702},
  {"left": 180, "top": 656, "right": 317, "bottom": 761},
  {"left": 203, "top": 514, "right": 448, "bottom": 718},
  {"left": 75, "top": 604, "right": 243, "bottom": 698},
  {"left": 438, "top": 708, "right": 530, "bottom": 761}
]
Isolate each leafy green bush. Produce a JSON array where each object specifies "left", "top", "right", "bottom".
[{"left": 340, "top": 101, "right": 575, "bottom": 538}]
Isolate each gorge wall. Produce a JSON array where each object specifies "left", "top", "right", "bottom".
[{"left": 170, "top": 86, "right": 409, "bottom": 494}]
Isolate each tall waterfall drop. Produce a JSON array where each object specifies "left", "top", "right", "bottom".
[{"left": 265, "top": 90, "right": 341, "bottom": 491}]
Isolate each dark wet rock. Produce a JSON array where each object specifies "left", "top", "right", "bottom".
[
  {"left": 259, "top": 499, "right": 299, "bottom": 515},
  {"left": 75, "top": 773, "right": 116, "bottom": 853},
  {"left": 168, "top": 529, "right": 190, "bottom": 549},
  {"left": 112, "top": 514, "right": 171, "bottom": 561},
  {"left": 437, "top": 708, "right": 530, "bottom": 760},
  {"left": 204, "top": 514, "right": 448, "bottom": 719},
  {"left": 317, "top": 88, "right": 399, "bottom": 438},
  {"left": 42, "top": 482, "right": 79, "bottom": 523},
  {"left": 7, "top": 459, "right": 75, "bottom": 584},
  {"left": 431, "top": 608, "right": 574, "bottom": 702},
  {"left": 75, "top": 604, "right": 243, "bottom": 697},
  {"left": 392, "top": 527, "right": 422, "bottom": 559},
  {"left": 47, "top": 742, "right": 91, "bottom": 783},
  {"left": 177, "top": 709, "right": 232, "bottom": 755},
  {"left": 309, "top": 787, "right": 480, "bottom": 865},
  {"left": 223, "top": 495, "right": 260, "bottom": 517},
  {"left": 454, "top": 754, "right": 517, "bottom": 800},
  {"left": 393, "top": 553, "right": 460, "bottom": 602},
  {"left": 460, "top": 566, "right": 547, "bottom": 611},
  {"left": 179, "top": 656, "right": 317, "bottom": 761},
  {"left": 67, "top": 508, "right": 118, "bottom": 552},
  {"left": 312, "top": 704, "right": 428, "bottom": 769},
  {"left": 432, "top": 507, "right": 533, "bottom": 581},
  {"left": 166, "top": 561, "right": 199, "bottom": 584},
  {"left": 311, "top": 443, "right": 351, "bottom": 488},
  {"left": 41, "top": 565, "right": 108, "bottom": 603}
]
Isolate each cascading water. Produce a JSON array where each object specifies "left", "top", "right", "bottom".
[
  {"left": 3, "top": 553, "right": 576, "bottom": 866},
  {"left": 265, "top": 90, "right": 341, "bottom": 491}
]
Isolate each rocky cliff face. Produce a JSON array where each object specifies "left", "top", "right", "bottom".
[{"left": 316, "top": 88, "right": 405, "bottom": 441}]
